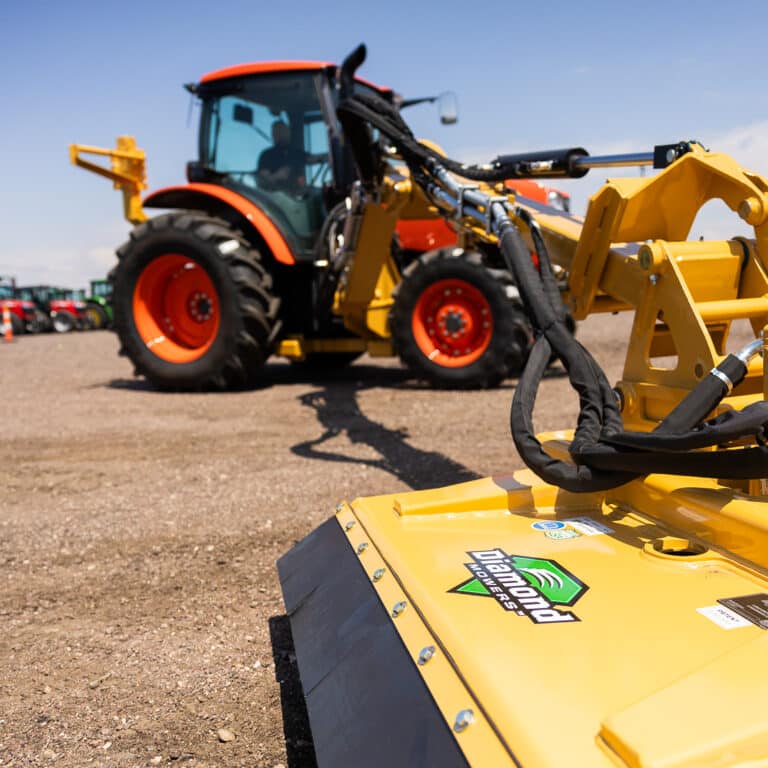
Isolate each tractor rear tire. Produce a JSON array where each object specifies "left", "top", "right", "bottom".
[
  {"left": 52, "top": 310, "right": 76, "bottom": 333},
  {"left": 390, "top": 248, "right": 532, "bottom": 388},
  {"left": 111, "top": 212, "right": 281, "bottom": 391}
]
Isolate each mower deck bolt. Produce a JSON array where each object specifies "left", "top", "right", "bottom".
[
  {"left": 336, "top": 503, "right": 345, "bottom": 513},
  {"left": 344, "top": 520, "right": 355, "bottom": 531},
  {"left": 372, "top": 567, "right": 386, "bottom": 581},
  {"left": 391, "top": 601, "right": 407, "bottom": 617},
  {"left": 453, "top": 709, "right": 475, "bottom": 733},
  {"left": 357, "top": 542, "right": 368, "bottom": 554},
  {"left": 418, "top": 646, "right": 436, "bottom": 665}
]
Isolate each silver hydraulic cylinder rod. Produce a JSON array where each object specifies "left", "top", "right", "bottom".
[{"left": 571, "top": 152, "right": 654, "bottom": 171}]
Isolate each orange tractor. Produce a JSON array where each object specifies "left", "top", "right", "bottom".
[{"left": 71, "top": 58, "right": 571, "bottom": 389}]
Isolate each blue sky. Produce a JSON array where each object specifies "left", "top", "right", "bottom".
[{"left": 2, "top": 0, "right": 767, "bottom": 288}]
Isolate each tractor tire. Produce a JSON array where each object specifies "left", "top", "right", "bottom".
[
  {"left": 52, "top": 310, "right": 76, "bottom": 333},
  {"left": 390, "top": 248, "right": 532, "bottom": 388},
  {"left": 85, "top": 302, "right": 109, "bottom": 330},
  {"left": 10, "top": 313, "right": 23, "bottom": 336},
  {"left": 111, "top": 212, "right": 281, "bottom": 391}
]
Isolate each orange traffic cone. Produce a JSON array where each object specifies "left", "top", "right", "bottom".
[{"left": 2, "top": 306, "right": 13, "bottom": 343}]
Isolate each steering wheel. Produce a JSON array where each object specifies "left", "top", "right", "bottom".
[
  {"left": 227, "top": 170, "right": 260, "bottom": 188},
  {"left": 307, "top": 160, "right": 332, "bottom": 188}
]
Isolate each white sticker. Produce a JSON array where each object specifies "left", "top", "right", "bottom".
[
  {"left": 563, "top": 516, "right": 613, "bottom": 536},
  {"left": 218, "top": 239, "right": 240, "bottom": 255},
  {"left": 697, "top": 605, "right": 752, "bottom": 630}
]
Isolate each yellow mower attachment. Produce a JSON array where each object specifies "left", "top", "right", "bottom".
[{"left": 281, "top": 469, "right": 768, "bottom": 767}]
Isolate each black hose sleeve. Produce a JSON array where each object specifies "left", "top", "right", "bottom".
[
  {"left": 510, "top": 336, "right": 636, "bottom": 491},
  {"left": 602, "top": 402, "right": 768, "bottom": 452},
  {"left": 654, "top": 354, "right": 747, "bottom": 434},
  {"left": 516, "top": 208, "right": 568, "bottom": 324},
  {"left": 575, "top": 443, "right": 768, "bottom": 478}
]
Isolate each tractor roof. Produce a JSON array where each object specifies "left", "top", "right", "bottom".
[{"left": 199, "top": 60, "right": 392, "bottom": 94}]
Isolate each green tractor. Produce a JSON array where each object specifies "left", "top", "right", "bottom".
[{"left": 84, "top": 279, "right": 113, "bottom": 329}]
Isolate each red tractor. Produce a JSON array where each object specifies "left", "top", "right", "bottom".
[
  {"left": 72, "top": 57, "right": 573, "bottom": 389},
  {"left": 15, "top": 286, "right": 89, "bottom": 333},
  {"left": 0, "top": 277, "right": 38, "bottom": 335}
]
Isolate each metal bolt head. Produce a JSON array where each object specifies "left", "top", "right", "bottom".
[
  {"left": 418, "top": 646, "right": 435, "bottom": 665},
  {"left": 344, "top": 520, "right": 355, "bottom": 531},
  {"left": 335, "top": 503, "right": 344, "bottom": 514},
  {"left": 357, "top": 542, "right": 368, "bottom": 555},
  {"left": 372, "top": 567, "right": 386, "bottom": 582},
  {"left": 649, "top": 274, "right": 659, "bottom": 286},
  {"left": 391, "top": 601, "right": 407, "bottom": 617},
  {"left": 453, "top": 709, "right": 474, "bottom": 733}
]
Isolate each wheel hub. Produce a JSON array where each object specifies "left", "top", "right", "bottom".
[
  {"left": 133, "top": 254, "right": 221, "bottom": 364},
  {"left": 188, "top": 292, "right": 213, "bottom": 322},
  {"left": 442, "top": 310, "right": 467, "bottom": 335},
  {"left": 411, "top": 278, "right": 494, "bottom": 368}
]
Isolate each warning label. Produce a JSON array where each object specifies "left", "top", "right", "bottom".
[{"left": 717, "top": 593, "right": 768, "bottom": 630}]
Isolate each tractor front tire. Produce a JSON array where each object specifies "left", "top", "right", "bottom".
[
  {"left": 390, "top": 248, "right": 532, "bottom": 388},
  {"left": 85, "top": 302, "right": 109, "bottom": 330},
  {"left": 112, "top": 213, "right": 281, "bottom": 390},
  {"left": 10, "top": 314, "right": 24, "bottom": 336}
]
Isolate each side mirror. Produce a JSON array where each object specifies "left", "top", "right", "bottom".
[
  {"left": 438, "top": 92, "right": 458, "bottom": 125},
  {"left": 233, "top": 103, "right": 254, "bottom": 125}
]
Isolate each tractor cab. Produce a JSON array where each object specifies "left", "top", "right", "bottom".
[{"left": 187, "top": 63, "right": 392, "bottom": 261}]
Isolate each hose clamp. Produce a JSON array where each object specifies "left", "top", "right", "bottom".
[
  {"left": 485, "top": 196, "right": 508, "bottom": 234},
  {"left": 456, "top": 184, "right": 478, "bottom": 220},
  {"left": 710, "top": 367, "right": 734, "bottom": 393}
]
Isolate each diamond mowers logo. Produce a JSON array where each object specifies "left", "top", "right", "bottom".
[{"left": 449, "top": 548, "right": 588, "bottom": 624}]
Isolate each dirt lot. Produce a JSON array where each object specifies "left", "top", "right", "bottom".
[{"left": 0, "top": 317, "right": 630, "bottom": 768}]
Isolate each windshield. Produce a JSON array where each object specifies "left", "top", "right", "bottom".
[
  {"left": 199, "top": 72, "right": 330, "bottom": 193},
  {"left": 198, "top": 71, "right": 333, "bottom": 251},
  {"left": 91, "top": 281, "right": 113, "bottom": 299}
]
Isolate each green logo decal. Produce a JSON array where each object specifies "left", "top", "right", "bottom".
[{"left": 449, "top": 548, "right": 588, "bottom": 624}]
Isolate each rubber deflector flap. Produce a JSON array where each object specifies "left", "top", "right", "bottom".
[{"left": 278, "top": 518, "right": 469, "bottom": 768}]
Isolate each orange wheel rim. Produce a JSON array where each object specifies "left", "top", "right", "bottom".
[
  {"left": 411, "top": 278, "right": 493, "bottom": 368},
  {"left": 133, "top": 254, "right": 220, "bottom": 363}
]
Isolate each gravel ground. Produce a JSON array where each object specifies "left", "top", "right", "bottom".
[{"left": 0, "top": 316, "right": 630, "bottom": 768}]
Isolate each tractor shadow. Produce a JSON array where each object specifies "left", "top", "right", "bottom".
[
  {"left": 105, "top": 358, "right": 566, "bottom": 393},
  {"left": 288, "top": 376, "right": 481, "bottom": 489}
]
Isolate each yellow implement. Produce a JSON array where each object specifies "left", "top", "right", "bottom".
[
  {"left": 69, "top": 137, "right": 147, "bottom": 224},
  {"left": 279, "top": 48, "right": 768, "bottom": 768}
]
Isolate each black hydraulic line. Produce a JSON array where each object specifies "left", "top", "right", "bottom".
[
  {"left": 653, "top": 349, "right": 755, "bottom": 434},
  {"left": 494, "top": 201, "right": 768, "bottom": 491}
]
